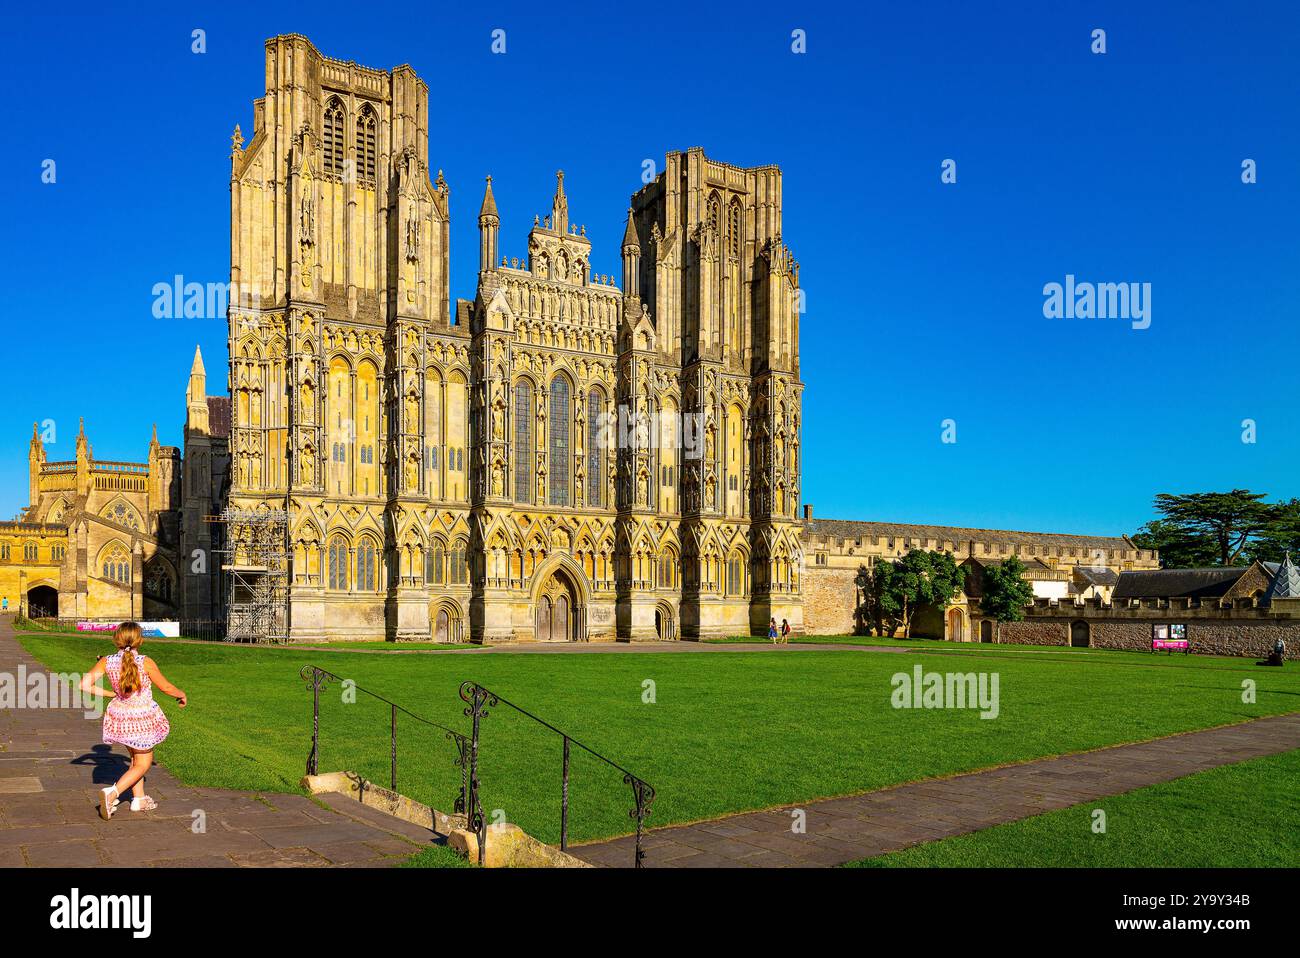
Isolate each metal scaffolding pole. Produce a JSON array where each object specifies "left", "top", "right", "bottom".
[{"left": 205, "top": 506, "right": 290, "bottom": 643}]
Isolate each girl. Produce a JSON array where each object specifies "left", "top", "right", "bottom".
[
  {"left": 768, "top": 618, "right": 778, "bottom": 644},
  {"left": 780, "top": 618, "right": 791, "bottom": 644},
  {"left": 79, "top": 622, "right": 186, "bottom": 819}
]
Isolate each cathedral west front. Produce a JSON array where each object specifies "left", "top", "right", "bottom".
[{"left": 217, "top": 35, "right": 805, "bottom": 642}]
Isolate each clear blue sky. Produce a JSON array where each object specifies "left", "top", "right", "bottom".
[{"left": 3, "top": 1, "right": 1296, "bottom": 535}]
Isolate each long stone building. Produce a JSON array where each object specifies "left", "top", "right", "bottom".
[{"left": 0, "top": 35, "right": 1164, "bottom": 643}]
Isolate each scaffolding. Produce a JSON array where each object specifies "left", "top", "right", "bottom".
[{"left": 206, "top": 506, "right": 291, "bottom": 643}]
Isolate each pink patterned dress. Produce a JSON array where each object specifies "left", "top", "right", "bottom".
[{"left": 102, "top": 651, "right": 170, "bottom": 751}]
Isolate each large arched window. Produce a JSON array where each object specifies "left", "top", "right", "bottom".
[
  {"left": 449, "top": 541, "right": 468, "bottom": 585},
  {"left": 427, "top": 543, "right": 445, "bottom": 584},
  {"left": 323, "top": 98, "right": 345, "bottom": 175},
  {"left": 355, "top": 104, "right": 376, "bottom": 182},
  {"left": 328, "top": 536, "right": 349, "bottom": 590},
  {"left": 99, "top": 543, "right": 130, "bottom": 584},
  {"left": 357, "top": 538, "right": 378, "bottom": 592},
  {"left": 549, "top": 377, "right": 570, "bottom": 506},
  {"left": 726, "top": 552, "right": 747, "bottom": 596},
  {"left": 586, "top": 388, "right": 603, "bottom": 508},
  {"left": 514, "top": 380, "right": 533, "bottom": 504}
]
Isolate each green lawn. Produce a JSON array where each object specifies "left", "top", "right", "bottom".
[
  {"left": 849, "top": 747, "right": 1300, "bottom": 867},
  {"left": 19, "top": 632, "right": 1300, "bottom": 851}
]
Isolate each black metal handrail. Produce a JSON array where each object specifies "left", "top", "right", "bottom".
[
  {"left": 458, "top": 681, "right": 656, "bottom": 868},
  {"left": 300, "top": 665, "right": 469, "bottom": 817}
]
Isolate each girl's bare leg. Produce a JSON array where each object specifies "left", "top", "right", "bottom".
[{"left": 113, "top": 750, "right": 153, "bottom": 796}]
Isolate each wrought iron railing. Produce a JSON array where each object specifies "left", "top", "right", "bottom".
[
  {"left": 458, "top": 681, "right": 656, "bottom": 868},
  {"left": 299, "top": 665, "right": 469, "bottom": 816}
]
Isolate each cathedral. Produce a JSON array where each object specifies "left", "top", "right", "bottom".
[
  {"left": 216, "top": 35, "right": 804, "bottom": 642},
  {"left": 0, "top": 35, "right": 1156, "bottom": 643}
]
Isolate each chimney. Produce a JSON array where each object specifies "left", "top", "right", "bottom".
[{"left": 803, "top": 504, "right": 813, "bottom": 520}]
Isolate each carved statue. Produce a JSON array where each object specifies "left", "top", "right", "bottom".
[
  {"left": 404, "top": 214, "right": 420, "bottom": 262},
  {"left": 300, "top": 195, "right": 315, "bottom": 247}
]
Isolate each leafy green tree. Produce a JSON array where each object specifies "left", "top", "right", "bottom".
[
  {"left": 1247, "top": 498, "right": 1300, "bottom": 564},
  {"left": 979, "top": 555, "right": 1035, "bottom": 633},
  {"left": 871, "top": 550, "right": 965, "bottom": 638},
  {"left": 1134, "top": 490, "right": 1275, "bottom": 567},
  {"left": 1131, "top": 518, "right": 1218, "bottom": 568}
]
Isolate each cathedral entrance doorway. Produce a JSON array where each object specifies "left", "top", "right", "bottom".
[
  {"left": 534, "top": 568, "right": 581, "bottom": 642},
  {"left": 27, "top": 584, "right": 58, "bottom": 618},
  {"left": 654, "top": 603, "right": 676, "bottom": 641}
]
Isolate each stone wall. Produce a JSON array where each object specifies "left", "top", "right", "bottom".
[
  {"left": 803, "top": 565, "right": 857, "bottom": 635},
  {"left": 999, "top": 599, "right": 1300, "bottom": 659},
  {"left": 996, "top": 619, "right": 1069, "bottom": 646}
]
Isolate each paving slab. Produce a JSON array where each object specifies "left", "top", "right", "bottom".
[
  {"left": 0, "top": 619, "right": 441, "bottom": 869},
  {"left": 572, "top": 712, "right": 1300, "bottom": 868}
]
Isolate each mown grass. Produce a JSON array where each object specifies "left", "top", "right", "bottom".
[
  {"left": 849, "top": 747, "right": 1300, "bottom": 868},
  {"left": 19, "top": 631, "right": 1300, "bottom": 850}
]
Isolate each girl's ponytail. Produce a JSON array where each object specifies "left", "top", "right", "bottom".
[{"left": 114, "top": 621, "right": 144, "bottom": 696}]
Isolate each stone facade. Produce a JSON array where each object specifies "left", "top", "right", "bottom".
[
  {"left": 800, "top": 509, "right": 1160, "bottom": 639},
  {"left": 214, "top": 35, "right": 803, "bottom": 642}
]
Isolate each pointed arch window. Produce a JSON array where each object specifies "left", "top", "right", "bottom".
[
  {"left": 728, "top": 202, "right": 741, "bottom": 258},
  {"left": 514, "top": 381, "right": 533, "bottom": 504},
  {"left": 586, "top": 388, "right": 603, "bottom": 508},
  {"left": 355, "top": 105, "right": 377, "bottom": 182},
  {"left": 427, "top": 543, "right": 445, "bottom": 584},
  {"left": 328, "top": 536, "right": 349, "bottom": 590},
  {"left": 549, "top": 378, "right": 570, "bottom": 506},
  {"left": 323, "top": 98, "right": 345, "bottom": 175},
  {"left": 357, "top": 538, "right": 378, "bottom": 591}
]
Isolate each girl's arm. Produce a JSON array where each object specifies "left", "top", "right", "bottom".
[
  {"left": 78, "top": 658, "right": 114, "bottom": 699},
  {"left": 144, "top": 658, "right": 187, "bottom": 707}
]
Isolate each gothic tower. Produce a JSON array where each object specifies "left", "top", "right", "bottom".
[{"left": 226, "top": 35, "right": 464, "bottom": 641}]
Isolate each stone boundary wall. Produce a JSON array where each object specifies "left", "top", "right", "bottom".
[
  {"left": 803, "top": 566, "right": 857, "bottom": 635},
  {"left": 996, "top": 600, "right": 1300, "bottom": 659}
]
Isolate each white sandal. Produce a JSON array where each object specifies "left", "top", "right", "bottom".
[
  {"left": 130, "top": 796, "right": 158, "bottom": 812},
  {"left": 98, "top": 786, "right": 119, "bottom": 820}
]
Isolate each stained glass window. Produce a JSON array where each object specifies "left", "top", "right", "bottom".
[
  {"left": 514, "top": 381, "right": 532, "bottom": 504},
  {"left": 549, "top": 378, "right": 570, "bottom": 506},
  {"left": 587, "top": 389, "right": 602, "bottom": 508}
]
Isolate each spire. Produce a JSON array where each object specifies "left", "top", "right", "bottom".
[
  {"left": 191, "top": 344, "right": 205, "bottom": 377},
  {"left": 479, "top": 175, "right": 498, "bottom": 221},
  {"left": 551, "top": 170, "right": 568, "bottom": 234},
  {"left": 622, "top": 207, "right": 639, "bottom": 252},
  {"left": 1265, "top": 553, "right": 1300, "bottom": 604}
]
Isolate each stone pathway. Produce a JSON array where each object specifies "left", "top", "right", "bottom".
[
  {"left": 0, "top": 621, "right": 442, "bottom": 867},
  {"left": 570, "top": 712, "right": 1300, "bottom": 868}
]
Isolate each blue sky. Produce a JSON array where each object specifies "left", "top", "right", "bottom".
[{"left": 3, "top": 1, "right": 1296, "bottom": 535}]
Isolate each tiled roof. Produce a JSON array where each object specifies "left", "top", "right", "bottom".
[
  {"left": 207, "top": 397, "right": 231, "bottom": 438},
  {"left": 800, "top": 517, "right": 1135, "bottom": 551},
  {"left": 1112, "top": 568, "right": 1247, "bottom": 600},
  {"left": 1074, "top": 566, "right": 1120, "bottom": 587},
  {"left": 1264, "top": 554, "right": 1300, "bottom": 604}
]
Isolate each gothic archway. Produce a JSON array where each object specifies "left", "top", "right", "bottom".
[
  {"left": 1070, "top": 620, "right": 1091, "bottom": 648},
  {"left": 534, "top": 569, "right": 580, "bottom": 642},
  {"left": 946, "top": 607, "right": 965, "bottom": 642}
]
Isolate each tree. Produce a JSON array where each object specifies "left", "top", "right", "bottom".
[
  {"left": 1247, "top": 498, "right": 1300, "bottom": 564},
  {"left": 1135, "top": 490, "right": 1275, "bottom": 567},
  {"left": 979, "top": 555, "right": 1035, "bottom": 633},
  {"left": 870, "top": 550, "right": 965, "bottom": 638},
  {"left": 1131, "top": 518, "right": 1218, "bottom": 569}
]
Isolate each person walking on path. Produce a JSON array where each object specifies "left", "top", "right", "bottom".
[
  {"left": 79, "top": 621, "right": 187, "bottom": 819},
  {"left": 780, "top": 618, "right": 791, "bottom": 644},
  {"left": 768, "top": 618, "right": 778, "bottom": 644}
]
